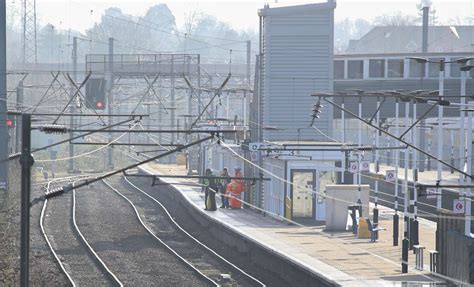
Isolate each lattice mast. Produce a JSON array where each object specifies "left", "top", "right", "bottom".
[{"left": 22, "top": 0, "right": 37, "bottom": 64}]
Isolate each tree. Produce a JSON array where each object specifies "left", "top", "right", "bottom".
[
  {"left": 416, "top": 0, "right": 438, "bottom": 26},
  {"left": 373, "top": 11, "right": 419, "bottom": 26},
  {"left": 334, "top": 18, "right": 372, "bottom": 53}
]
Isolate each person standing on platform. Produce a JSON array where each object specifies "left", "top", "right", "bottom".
[
  {"left": 227, "top": 167, "right": 245, "bottom": 209},
  {"left": 203, "top": 168, "right": 218, "bottom": 211},
  {"left": 219, "top": 167, "right": 231, "bottom": 208}
]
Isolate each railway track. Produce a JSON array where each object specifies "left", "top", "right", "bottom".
[
  {"left": 72, "top": 179, "right": 212, "bottom": 286},
  {"left": 40, "top": 177, "right": 122, "bottom": 287},
  {"left": 105, "top": 176, "right": 265, "bottom": 287}
]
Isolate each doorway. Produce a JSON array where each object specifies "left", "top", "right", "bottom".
[{"left": 290, "top": 170, "right": 315, "bottom": 218}]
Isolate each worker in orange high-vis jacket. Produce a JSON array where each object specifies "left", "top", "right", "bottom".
[{"left": 227, "top": 167, "right": 245, "bottom": 209}]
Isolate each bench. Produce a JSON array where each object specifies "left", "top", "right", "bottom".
[
  {"left": 413, "top": 245, "right": 426, "bottom": 270},
  {"left": 428, "top": 250, "right": 439, "bottom": 273}
]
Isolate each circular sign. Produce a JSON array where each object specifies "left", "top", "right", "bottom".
[
  {"left": 350, "top": 162, "right": 358, "bottom": 173},
  {"left": 456, "top": 202, "right": 464, "bottom": 211}
]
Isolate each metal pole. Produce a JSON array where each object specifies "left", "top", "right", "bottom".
[
  {"left": 107, "top": 37, "right": 114, "bottom": 169},
  {"left": 374, "top": 96, "right": 380, "bottom": 237},
  {"left": 460, "top": 70, "right": 468, "bottom": 234},
  {"left": 20, "top": 113, "right": 33, "bottom": 287},
  {"left": 341, "top": 97, "right": 346, "bottom": 183},
  {"left": 246, "top": 40, "right": 251, "bottom": 85},
  {"left": 0, "top": 0, "right": 8, "bottom": 191},
  {"left": 158, "top": 77, "right": 163, "bottom": 144},
  {"left": 68, "top": 36, "right": 77, "bottom": 172},
  {"left": 466, "top": 100, "right": 473, "bottom": 236},
  {"left": 257, "top": 15, "right": 264, "bottom": 208},
  {"left": 437, "top": 59, "right": 445, "bottom": 210},
  {"left": 394, "top": 98, "right": 400, "bottom": 246},
  {"left": 412, "top": 99, "right": 419, "bottom": 248},
  {"left": 15, "top": 80, "right": 24, "bottom": 153},
  {"left": 146, "top": 104, "right": 150, "bottom": 144},
  {"left": 171, "top": 55, "right": 175, "bottom": 144},
  {"left": 355, "top": 97, "right": 361, "bottom": 187},
  {"left": 403, "top": 100, "right": 410, "bottom": 251}
]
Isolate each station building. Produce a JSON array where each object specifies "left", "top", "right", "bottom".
[{"left": 201, "top": 3, "right": 474, "bottom": 224}]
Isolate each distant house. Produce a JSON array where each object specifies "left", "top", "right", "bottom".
[
  {"left": 333, "top": 25, "right": 474, "bottom": 120},
  {"left": 345, "top": 26, "right": 474, "bottom": 54}
]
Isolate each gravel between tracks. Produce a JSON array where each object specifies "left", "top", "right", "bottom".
[
  {"left": 42, "top": 182, "right": 112, "bottom": 286},
  {"left": 74, "top": 181, "right": 210, "bottom": 286},
  {"left": 29, "top": 180, "right": 70, "bottom": 286},
  {"left": 106, "top": 176, "right": 263, "bottom": 287}
]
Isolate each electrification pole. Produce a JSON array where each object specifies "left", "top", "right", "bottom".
[
  {"left": 107, "top": 37, "right": 114, "bottom": 169},
  {"left": 15, "top": 80, "right": 24, "bottom": 153},
  {"left": 394, "top": 97, "right": 400, "bottom": 247},
  {"left": 0, "top": 0, "right": 7, "bottom": 191},
  {"left": 170, "top": 55, "right": 175, "bottom": 145},
  {"left": 68, "top": 36, "right": 77, "bottom": 172},
  {"left": 20, "top": 114, "right": 33, "bottom": 287},
  {"left": 436, "top": 59, "right": 445, "bottom": 210}
]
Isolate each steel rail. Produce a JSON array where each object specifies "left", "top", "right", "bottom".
[
  {"left": 40, "top": 179, "right": 77, "bottom": 287},
  {"left": 121, "top": 177, "right": 266, "bottom": 287},
  {"left": 101, "top": 179, "right": 220, "bottom": 287},
  {"left": 71, "top": 182, "right": 124, "bottom": 286}
]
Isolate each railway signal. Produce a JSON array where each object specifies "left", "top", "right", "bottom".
[
  {"left": 85, "top": 78, "right": 106, "bottom": 110},
  {"left": 6, "top": 118, "right": 14, "bottom": 128}
]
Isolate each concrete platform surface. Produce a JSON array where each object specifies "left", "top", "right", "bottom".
[{"left": 141, "top": 163, "right": 445, "bottom": 286}]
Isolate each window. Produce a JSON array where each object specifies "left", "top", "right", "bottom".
[
  {"left": 387, "top": 59, "right": 404, "bottom": 78},
  {"left": 347, "top": 60, "right": 363, "bottom": 79},
  {"left": 409, "top": 59, "right": 426, "bottom": 78},
  {"left": 334, "top": 60, "right": 345, "bottom": 79},
  {"left": 369, "top": 59, "right": 385, "bottom": 78},
  {"left": 450, "top": 57, "right": 462, "bottom": 78},
  {"left": 428, "top": 58, "right": 444, "bottom": 78}
]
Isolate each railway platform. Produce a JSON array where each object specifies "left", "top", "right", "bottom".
[{"left": 141, "top": 163, "right": 445, "bottom": 286}]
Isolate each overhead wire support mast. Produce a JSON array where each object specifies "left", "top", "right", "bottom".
[
  {"left": 44, "top": 135, "right": 215, "bottom": 199},
  {"left": 70, "top": 129, "right": 239, "bottom": 134},
  {"left": 3, "top": 116, "right": 140, "bottom": 162},
  {"left": 320, "top": 97, "right": 473, "bottom": 180},
  {"left": 188, "top": 73, "right": 232, "bottom": 131}
]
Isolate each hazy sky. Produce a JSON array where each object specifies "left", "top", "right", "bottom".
[{"left": 8, "top": 0, "right": 474, "bottom": 33}]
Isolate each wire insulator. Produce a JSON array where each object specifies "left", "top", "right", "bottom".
[
  {"left": 44, "top": 187, "right": 65, "bottom": 199},
  {"left": 39, "top": 124, "right": 69, "bottom": 134}
]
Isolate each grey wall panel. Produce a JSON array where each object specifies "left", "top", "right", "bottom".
[{"left": 262, "top": 4, "right": 335, "bottom": 141}]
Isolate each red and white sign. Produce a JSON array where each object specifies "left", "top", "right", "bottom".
[
  {"left": 385, "top": 170, "right": 396, "bottom": 182},
  {"left": 453, "top": 199, "right": 465, "bottom": 214}
]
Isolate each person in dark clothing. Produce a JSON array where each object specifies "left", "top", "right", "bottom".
[
  {"left": 219, "top": 167, "right": 231, "bottom": 208},
  {"left": 203, "top": 168, "right": 218, "bottom": 211}
]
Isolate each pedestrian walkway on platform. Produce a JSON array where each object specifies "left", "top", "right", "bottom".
[{"left": 142, "top": 163, "right": 445, "bottom": 286}]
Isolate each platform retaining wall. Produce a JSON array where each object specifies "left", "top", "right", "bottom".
[{"left": 136, "top": 168, "right": 339, "bottom": 287}]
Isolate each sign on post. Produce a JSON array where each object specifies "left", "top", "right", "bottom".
[
  {"left": 349, "top": 161, "right": 358, "bottom": 173},
  {"left": 360, "top": 161, "right": 370, "bottom": 172},
  {"left": 250, "top": 151, "right": 259, "bottom": 162},
  {"left": 453, "top": 199, "right": 465, "bottom": 214},
  {"left": 385, "top": 170, "right": 396, "bottom": 182},
  {"left": 249, "top": 142, "right": 262, "bottom": 152}
]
